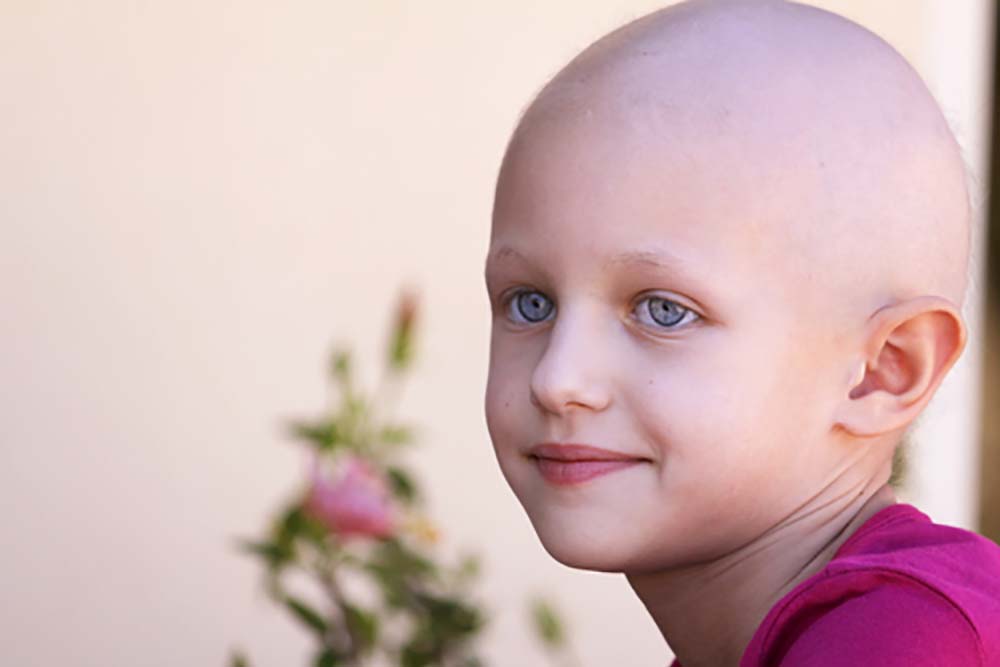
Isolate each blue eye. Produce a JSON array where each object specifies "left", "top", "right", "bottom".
[
  {"left": 635, "top": 296, "right": 698, "bottom": 329},
  {"left": 507, "top": 289, "right": 554, "bottom": 324}
]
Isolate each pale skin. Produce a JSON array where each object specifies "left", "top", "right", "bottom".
[{"left": 484, "top": 2, "right": 970, "bottom": 666}]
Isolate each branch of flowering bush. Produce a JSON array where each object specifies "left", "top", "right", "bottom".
[{"left": 229, "top": 288, "right": 574, "bottom": 667}]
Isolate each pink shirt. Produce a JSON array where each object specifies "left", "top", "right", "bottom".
[{"left": 670, "top": 503, "right": 1000, "bottom": 666}]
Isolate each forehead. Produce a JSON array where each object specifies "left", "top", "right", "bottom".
[{"left": 489, "top": 103, "right": 798, "bottom": 286}]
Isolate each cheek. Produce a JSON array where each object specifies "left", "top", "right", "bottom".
[
  {"left": 631, "top": 332, "right": 790, "bottom": 469},
  {"left": 636, "top": 329, "right": 832, "bottom": 504},
  {"left": 484, "top": 334, "right": 546, "bottom": 502},
  {"left": 483, "top": 374, "right": 516, "bottom": 446},
  {"left": 484, "top": 332, "right": 536, "bottom": 446}
]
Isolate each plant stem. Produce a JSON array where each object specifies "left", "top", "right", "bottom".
[
  {"left": 315, "top": 556, "right": 363, "bottom": 664},
  {"left": 364, "top": 367, "right": 404, "bottom": 457}
]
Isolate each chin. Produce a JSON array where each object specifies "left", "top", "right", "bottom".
[{"left": 528, "top": 513, "right": 634, "bottom": 573}]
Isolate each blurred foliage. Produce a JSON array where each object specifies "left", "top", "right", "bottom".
[
  {"left": 229, "top": 288, "right": 573, "bottom": 666},
  {"left": 530, "top": 598, "right": 565, "bottom": 648},
  {"left": 888, "top": 435, "right": 908, "bottom": 490}
]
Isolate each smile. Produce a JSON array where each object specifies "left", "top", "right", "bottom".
[{"left": 532, "top": 457, "right": 646, "bottom": 485}]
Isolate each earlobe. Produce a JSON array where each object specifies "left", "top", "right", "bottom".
[{"left": 833, "top": 296, "right": 966, "bottom": 438}]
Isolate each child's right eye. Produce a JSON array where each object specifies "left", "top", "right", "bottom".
[{"left": 505, "top": 289, "right": 555, "bottom": 324}]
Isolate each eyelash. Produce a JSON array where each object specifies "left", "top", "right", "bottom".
[{"left": 501, "top": 288, "right": 700, "bottom": 331}]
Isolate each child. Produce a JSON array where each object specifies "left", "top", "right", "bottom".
[{"left": 482, "top": 1, "right": 1000, "bottom": 665}]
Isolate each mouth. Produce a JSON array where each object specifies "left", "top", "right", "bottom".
[{"left": 527, "top": 443, "right": 651, "bottom": 485}]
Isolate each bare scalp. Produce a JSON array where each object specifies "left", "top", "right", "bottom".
[{"left": 498, "top": 0, "right": 971, "bottom": 331}]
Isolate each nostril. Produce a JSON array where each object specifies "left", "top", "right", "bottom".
[{"left": 528, "top": 389, "right": 544, "bottom": 410}]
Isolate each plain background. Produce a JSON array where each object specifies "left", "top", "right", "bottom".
[{"left": 0, "top": 1, "right": 992, "bottom": 665}]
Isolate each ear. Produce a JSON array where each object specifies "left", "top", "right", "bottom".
[{"left": 833, "top": 296, "right": 967, "bottom": 438}]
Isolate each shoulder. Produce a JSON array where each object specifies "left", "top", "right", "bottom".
[
  {"left": 743, "top": 504, "right": 1000, "bottom": 666},
  {"left": 756, "top": 570, "right": 985, "bottom": 666}
]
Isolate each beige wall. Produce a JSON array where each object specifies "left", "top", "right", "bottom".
[{"left": 0, "top": 2, "right": 990, "bottom": 666}]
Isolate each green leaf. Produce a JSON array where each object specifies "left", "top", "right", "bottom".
[
  {"left": 235, "top": 538, "right": 293, "bottom": 569},
  {"left": 278, "top": 504, "right": 321, "bottom": 542},
  {"left": 330, "top": 348, "right": 352, "bottom": 383},
  {"left": 276, "top": 504, "right": 306, "bottom": 535},
  {"left": 228, "top": 649, "right": 251, "bottom": 667},
  {"left": 364, "top": 561, "right": 410, "bottom": 610},
  {"left": 387, "top": 291, "right": 418, "bottom": 372},
  {"left": 343, "top": 602, "right": 379, "bottom": 652},
  {"left": 287, "top": 419, "right": 342, "bottom": 451},
  {"left": 390, "top": 331, "right": 413, "bottom": 370},
  {"left": 379, "top": 424, "right": 414, "bottom": 445},
  {"left": 313, "top": 648, "right": 343, "bottom": 667},
  {"left": 284, "top": 595, "right": 328, "bottom": 636},
  {"left": 386, "top": 466, "right": 419, "bottom": 502},
  {"left": 274, "top": 503, "right": 329, "bottom": 550},
  {"left": 456, "top": 554, "right": 481, "bottom": 581},
  {"left": 372, "top": 539, "right": 437, "bottom": 580},
  {"left": 343, "top": 394, "right": 367, "bottom": 422},
  {"left": 530, "top": 598, "right": 565, "bottom": 648},
  {"left": 400, "top": 640, "right": 435, "bottom": 667},
  {"left": 415, "top": 592, "right": 483, "bottom": 637},
  {"left": 271, "top": 506, "right": 303, "bottom": 554}
]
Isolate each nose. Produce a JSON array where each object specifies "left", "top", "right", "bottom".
[{"left": 529, "top": 307, "right": 612, "bottom": 415}]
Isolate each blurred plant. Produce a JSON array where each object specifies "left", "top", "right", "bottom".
[{"left": 229, "top": 288, "right": 577, "bottom": 667}]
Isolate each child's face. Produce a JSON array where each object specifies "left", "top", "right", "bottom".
[{"left": 484, "top": 106, "right": 859, "bottom": 573}]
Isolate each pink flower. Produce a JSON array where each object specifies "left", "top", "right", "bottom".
[{"left": 303, "top": 453, "right": 396, "bottom": 540}]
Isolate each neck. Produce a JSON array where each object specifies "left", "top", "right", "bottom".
[{"left": 625, "top": 476, "right": 897, "bottom": 667}]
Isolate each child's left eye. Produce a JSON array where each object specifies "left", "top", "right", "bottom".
[{"left": 633, "top": 296, "right": 699, "bottom": 329}]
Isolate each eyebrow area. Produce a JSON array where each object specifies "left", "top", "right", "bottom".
[
  {"left": 485, "top": 244, "right": 692, "bottom": 274},
  {"left": 602, "top": 248, "right": 690, "bottom": 272}
]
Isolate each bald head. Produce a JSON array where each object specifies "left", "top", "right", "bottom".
[{"left": 497, "top": 0, "right": 971, "bottom": 316}]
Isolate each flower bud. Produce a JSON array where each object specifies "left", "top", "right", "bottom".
[{"left": 304, "top": 453, "right": 395, "bottom": 540}]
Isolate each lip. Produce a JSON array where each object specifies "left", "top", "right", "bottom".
[
  {"left": 528, "top": 443, "right": 649, "bottom": 462},
  {"left": 528, "top": 443, "right": 650, "bottom": 485}
]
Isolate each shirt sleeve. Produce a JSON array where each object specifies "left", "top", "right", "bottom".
[{"left": 770, "top": 573, "right": 984, "bottom": 666}]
